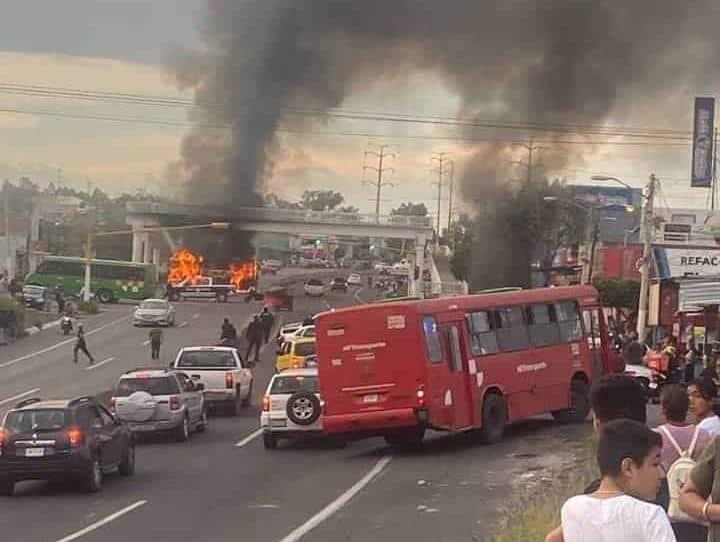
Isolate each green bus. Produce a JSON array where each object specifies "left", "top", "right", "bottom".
[{"left": 25, "top": 256, "right": 158, "bottom": 303}]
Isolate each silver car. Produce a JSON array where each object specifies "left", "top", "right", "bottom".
[
  {"left": 133, "top": 299, "right": 176, "bottom": 327},
  {"left": 111, "top": 369, "right": 206, "bottom": 441}
]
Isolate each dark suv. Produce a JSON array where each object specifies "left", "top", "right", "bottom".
[{"left": 0, "top": 396, "right": 135, "bottom": 495}]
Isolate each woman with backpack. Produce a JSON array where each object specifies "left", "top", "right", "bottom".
[{"left": 655, "top": 384, "right": 710, "bottom": 541}]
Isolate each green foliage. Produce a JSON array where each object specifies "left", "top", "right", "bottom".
[
  {"left": 593, "top": 277, "right": 640, "bottom": 309},
  {"left": 300, "top": 189, "right": 345, "bottom": 211},
  {"left": 79, "top": 300, "right": 100, "bottom": 314},
  {"left": 0, "top": 296, "right": 25, "bottom": 335},
  {"left": 391, "top": 202, "right": 428, "bottom": 217}
]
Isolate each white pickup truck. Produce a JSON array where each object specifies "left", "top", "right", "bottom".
[{"left": 170, "top": 346, "right": 254, "bottom": 415}]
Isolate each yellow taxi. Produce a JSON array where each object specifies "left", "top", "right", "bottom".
[{"left": 275, "top": 338, "right": 317, "bottom": 373}]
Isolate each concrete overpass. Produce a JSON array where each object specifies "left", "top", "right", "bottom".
[{"left": 125, "top": 200, "right": 434, "bottom": 293}]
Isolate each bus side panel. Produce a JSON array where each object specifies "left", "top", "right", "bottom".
[
  {"left": 317, "top": 307, "right": 426, "bottom": 435},
  {"left": 533, "top": 341, "right": 589, "bottom": 413}
]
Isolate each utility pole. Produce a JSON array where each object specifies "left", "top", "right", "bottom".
[
  {"left": 431, "top": 152, "right": 450, "bottom": 251},
  {"left": 446, "top": 160, "right": 455, "bottom": 234},
  {"left": 511, "top": 138, "right": 546, "bottom": 185},
  {"left": 636, "top": 174, "right": 657, "bottom": 341},
  {"left": 363, "top": 144, "right": 395, "bottom": 223},
  {"left": 3, "top": 181, "right": 11, "bottom": 279}
]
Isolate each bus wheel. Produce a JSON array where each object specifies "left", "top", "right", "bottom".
[
  {"left": 552, "top": 380, "right": 590, "bottom": 424},
  {"left": 97, "top": 289, "right": 113, "bottom": 304},
  {"left": 478, "top": 393, "right": 507, "bottom": 444},
  {"left": 384, "top": 427, "right": 425, "bottom": 451}
]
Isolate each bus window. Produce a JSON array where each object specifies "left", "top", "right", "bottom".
[
  {"left": 468, "top": 311, "right": 499, "bottom": 355},
  {"left": 528, "top": 304, "right": 560, "bottom": 347},
  {"left": 496, "top": 306, "right": 529, "bottom": 352},
  {"left": 448, "top": 326, "right": 463, "bottom": 372},
  {"left": 555, "top": 301, "right": 583, "bottom": 342},
  {"left": 422, "top": 316, "right": 443, "bottom": 363}
]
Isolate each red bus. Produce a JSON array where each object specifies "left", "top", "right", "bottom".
[{"left": 315, "top": 285, "right": 612, "bottom": 448}]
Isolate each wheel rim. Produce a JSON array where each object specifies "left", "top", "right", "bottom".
[{"left": 292, "top": 397, "right": 315, "bottom": 421}]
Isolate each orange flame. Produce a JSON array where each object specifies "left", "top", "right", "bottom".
[
  {"left": 168, "top": 248, "right": 203, "bottom": 285},
  {"left": 228, "top": 260, "right": 258, "bottom": 292}
]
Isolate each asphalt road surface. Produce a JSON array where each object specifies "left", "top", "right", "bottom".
[{"left": 0, "top": 281, "right": 606, "bottom": 542}]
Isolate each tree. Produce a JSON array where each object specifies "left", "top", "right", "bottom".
[
  {"left": 593, "top": 277, "right": 640, "bottom": 310},
  {"left": 391, "top": 202, "right": 428, "bottom": 217},
  {"left": 300, "top": 190, "right": 344, "bottom": 211}
]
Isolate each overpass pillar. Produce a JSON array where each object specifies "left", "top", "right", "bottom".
[
  {"left": 131, "top": 229, "right": 143, "bottom": 262},
  {"left": 414, "top": 234, "right": 427, "bottom": 298},
  {"left": 143, "top": 234, "right": 152, "bottom": 263}
]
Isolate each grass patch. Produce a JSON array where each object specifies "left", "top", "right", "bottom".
[{"left": 493, "top": 433, "right": 597, "bottom": 542}]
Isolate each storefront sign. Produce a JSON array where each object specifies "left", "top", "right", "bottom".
[{"left": 654, "top": 247, "right": 720, "bottom": 278}]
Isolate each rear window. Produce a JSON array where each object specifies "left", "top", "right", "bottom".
[
  {"left": 333, "top": 278, "right": 346, "bottom": 283},
  {"left": 116, "top": 376, "right": 180, "bottom": 397},
  {"left": 176, "top": 350, "right": 238, "bottom": 368},
  {"left": 270, "top": 375, "right": 319, "bottom": 394},
  {"left": 307, "top": 279, "right": 323, "bottom": 286},
  {"left": 5, "top": 409, "right": 68, "bottom": 433},
  {"left": 294, "top": 342, "right": 316, "bottom": 357}
]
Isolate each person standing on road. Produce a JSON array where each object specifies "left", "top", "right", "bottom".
[
  {"left": 623, "top": 331, "right": 647, "bottom": 366},
  {"left": 149, "top": 326, "right": 163, "bottom": 360},
  {"left": 260, "top": 307, "right": 274, "bottom": 344},
  {"left": 246, "top": 316, "right": 263, "bottom": 362},
  {"left": 220, "top": 318, "right": 238, "bottom": 346},
  {"left": 73, "top": 323, "right": 94, "bottom": 365}
]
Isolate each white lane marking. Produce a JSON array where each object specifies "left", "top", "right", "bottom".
[
  {"left": 192, "top": 313, "right": 200, "bottom": 319},
  {"left": 178, "top": 321, "right": 188, "bottom": 328},
  {"left": 0, "top": 315, "right": 130, "bottom": 369},
  {"left": 279, "top": 456, "right": 393, "bottom": 542},
  {"left": 0, "top": 388, "right": 41, "bottom": 406},
  {"left": 234, "top": 428, "right": 263, "bottom": 447},
  {"left": 54, "top": 500, "right": 147, "bottom": 542},
  {"left": 85, "top": 357, "right": 116, "bottom": 371}
]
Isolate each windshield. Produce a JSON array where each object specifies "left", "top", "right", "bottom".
[
  {"left": 176, "top": 350, "right": 237, "bottom": 368},
  {"left": 294, "top": 342, "right": 316, "bottom": 357},
  {"left": 23, "top": 286, "right": 44, "bottom": 294},
  {"left": 270, "top": 375, "right": 319, "bottom": 394},
  {"left": 4, "top": 409, "right": 68, "bottom": 433},
  {"left": 139, "top": 301, "right": 167, "bottom": 310},
  {"left": 116, "top": 377, "right": 179, "bottom": 397}
]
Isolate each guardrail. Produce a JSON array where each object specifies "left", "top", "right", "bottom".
[{"left": 127, "top": 201, "right": 433, "bottom": 230}]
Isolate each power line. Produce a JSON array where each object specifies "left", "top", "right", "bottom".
[{"left": 0, "top": 107, "right": 694, "bottom": 147}]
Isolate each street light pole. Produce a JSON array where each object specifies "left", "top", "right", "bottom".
[{"left": 636, "top": 174, "right": 657, "bottom": 340}]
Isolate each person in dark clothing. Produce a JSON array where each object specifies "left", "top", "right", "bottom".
[
  {"left": 149, "top": 327, "right": 162, "bottom": 360},
  {"left": 246, "top": 316, "right": 263, "bottom": 362},
  {"left": 260, "top": 307, "right": 274, "bottom": 344},
  {"left": 302, "top": 315, "right": 314, "bottom": 327},
  {"left": 622, "top": 332, "right": 646, "bottom": 366},
  {"left": 55, "top": 290, "right": 65, "bottom": 314},
  {"left": 220, "top": 318, "right": 238, "bottom": 345},
  {"left": 73, "top": 323, "right": 94, "bottom": 365}
]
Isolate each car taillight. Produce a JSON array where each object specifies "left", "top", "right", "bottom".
[
  {"left": 0, "top": 428, "right": 6, "bottom": 456},
  {"left": 226, "top": 372, "right": 234, "bottom": 389},
  {"left": 170, "top": 396, "right": 181, "bottom": 411},
  {"left": 262, "top": 395, "right": 270, "bottom": 412},
  {"left": 67, "top": 426, "right": 85, "bottom": 448},
  {"left": 416, "top": 384, "right": 426, "bottom": 407}
]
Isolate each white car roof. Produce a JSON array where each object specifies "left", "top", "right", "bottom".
[
  {"left": 121, "top": 369, "right": 172, "bottom": 379},
  {"left": 179, "top": 346, "right": 236, "bottom": 352}
]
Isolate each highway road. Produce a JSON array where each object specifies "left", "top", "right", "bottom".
[{"left": 0, "top": 280, "right": 597, "bottom": 542}]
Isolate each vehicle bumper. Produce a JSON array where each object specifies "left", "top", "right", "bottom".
[
  {"left": 0, "top": 450, "right": 92, "bottom": 480},
  {"left": 261, "top": 414, "right": 322, "bottom": 435},
  {"left": 203, "top": 390, "right": 236, "bottom": 404},
  {"left": 322, "top": 408, "right": 420, "bottom": 435},
  {"left": 134, "top": 318, "right": 169, "bottom": 326},
  {"left": 127, "top": 417, "right": 183, "bottom": 433}
]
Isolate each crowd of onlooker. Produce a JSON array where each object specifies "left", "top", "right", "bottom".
[{"left": 544, "top": 372, "right": 720, "bottom": 542}]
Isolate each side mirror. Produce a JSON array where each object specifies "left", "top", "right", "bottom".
[{"left": 195, "top": 383, "right": 205, "bottom": 391}]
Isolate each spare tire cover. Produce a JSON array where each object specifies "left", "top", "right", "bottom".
[
  {"left": 116, "top": 391, "right": 157, "bottom": 422},
  {"left": 286, "top": 391, "right": 321, "bottom": 426}
]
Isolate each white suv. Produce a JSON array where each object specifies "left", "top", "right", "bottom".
[{"left": 261, "top": 368, "right": 322, "bottom": 449}]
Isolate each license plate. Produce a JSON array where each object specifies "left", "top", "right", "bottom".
[
  {"left": 649, "top": 382, "right": 658, "bottom": 389},
  {"left": 270, "top": 419, "right": 287, "bottom": 427},
  {"left": 363, "top": 394, "right": 379, "bottom": 404},
  {"left": 25, "top": 448, "right": 44, "bottom": 457}
]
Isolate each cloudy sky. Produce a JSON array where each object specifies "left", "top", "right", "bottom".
[{"left": 0, "top": 1, "right": 712, "bottom": 222}]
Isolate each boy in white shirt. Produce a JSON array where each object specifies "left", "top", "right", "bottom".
[{"left": 560, "top": 419, "right": 676, "bottom": 542}]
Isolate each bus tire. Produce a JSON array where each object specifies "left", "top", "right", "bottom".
[
  {"left": 478, "top": 393, "right": 507, "bottom": 444},
  {"left": 384, "top": 427, "right": 425, "bottom": 451},
  {"left": 552, "top": 380, "right": 590, "bottom": 424},
  {"left": 96, "top": 289, "right": 113, "bottom": 304}
]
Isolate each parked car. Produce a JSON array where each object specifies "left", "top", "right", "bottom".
[
  {"left": 170, "top": 346, "right": 254, "bottom": 415},
  {"left": 0, "top": 396, "right": 135, "bottom": 495},
  {"left": 331, "top": 277, "right": 348, "bottom": 292},
  {"left": 261, "top": 368, "right": 323, "bottom": 449},
  {"left": 347, "top": 273, "right": 363, "bottom": 286},
  {"left": 304, "top": 279, "right": 325, "bottom": 296},
  {"left": 286, "top": 325, "right": 316, "bottom": 342},
  {"left": 111, "top": 369, "right": 206, "bottom": 441},
  {"left": 22, "top": 285, "right": 51, "bottom": 310},
  {"left": 275, "top": 338, "right": 317, "bottom": 373},
  {"left": 277, "top": 322, "right": 304, "bottom": 346},
  {"left": 133, "top": 298, "right": 176, "bottom": 327}
]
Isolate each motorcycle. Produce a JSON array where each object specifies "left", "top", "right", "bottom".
[{"left": 61, "top": 316, "right": 73, "bottom": 336}]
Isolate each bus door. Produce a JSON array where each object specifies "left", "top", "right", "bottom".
[
  {"left": 441, "top": 323, "right": 473, "bottom": 430},
  {"left": 582, "top": 305, "right": 606, "bottom": 377}
]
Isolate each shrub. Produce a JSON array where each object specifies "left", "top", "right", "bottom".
[{"left": 79, "top": 300, "right": 99, "bottom": 314}]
